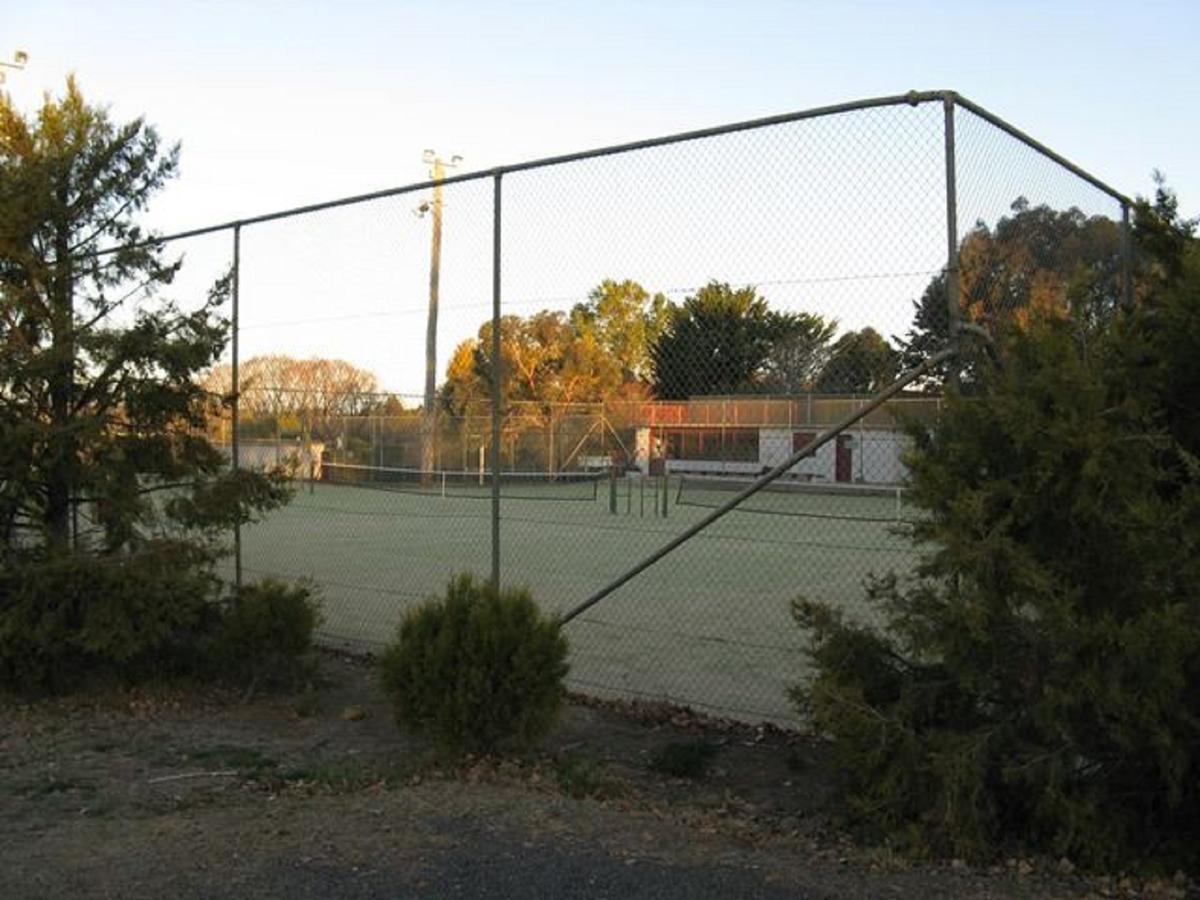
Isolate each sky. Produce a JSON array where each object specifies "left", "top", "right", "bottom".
[{"left": 4, "top": 1, "right": 1198, "bottom": 393}]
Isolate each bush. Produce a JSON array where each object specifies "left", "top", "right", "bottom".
[
  {"left": 211, "top": 578, "right": 322, "bottom": 690},
  {"left": 793, "top": 295, "right": 1200, "bottom": 871},
  {"left": 379, "top": 574, "right": 569, "bottom": 754},
  {"left": 0, "top": 547, "right": 319, "bottom": 696},
  {"left": 0, "top": 542, "right": 221, "bottom": 693}
]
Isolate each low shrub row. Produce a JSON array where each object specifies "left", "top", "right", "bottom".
[{"left": 0, "top": 545, "right": 320, "bottom": 694}]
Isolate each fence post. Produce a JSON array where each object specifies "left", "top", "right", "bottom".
[
  {"left": 1120, "top": 201, "right": 1133, "bottom": 311},
  {"left": 490, "top": 171, "right": 503, "bottom": 588},
  {"left": 231, "top": 223, "right": 242, "bottom": 590},
  {"left": 942, "top": 92, "right": 962, "bottom": 390}
]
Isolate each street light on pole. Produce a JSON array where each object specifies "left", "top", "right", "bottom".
[
  {"left": 417, "top": 150, "right": 461, "bottom": 478},
  {"left": 0, "top": 50, "right": 29, "bottom": 84}
]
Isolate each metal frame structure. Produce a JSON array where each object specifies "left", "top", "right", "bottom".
[{"left": 89, "top": 88, "right": 1132, "bottom": 609}]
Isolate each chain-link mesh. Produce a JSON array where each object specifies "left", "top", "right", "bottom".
[
  {"left": 93, "top": 93, "right": 1127, "bottom": 725},
  {"left": 954, "top": 106, "right": 1126, "bottom": 351},
  {"left": 226, "top": 180, "right": 496, "bottom": 648}
]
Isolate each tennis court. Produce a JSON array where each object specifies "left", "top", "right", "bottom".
[{"left": 237, "top": 469, "right": 918, "bottom": 723}]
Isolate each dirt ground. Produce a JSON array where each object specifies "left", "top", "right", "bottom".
[{"left": 0, "top": 653, "right": 1191, "bottom": 899}]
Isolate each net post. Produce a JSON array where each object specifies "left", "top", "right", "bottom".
[
  {"left": 231, "top": 223, "right": 242, "bottom": 591},
  {"left": 942, "top": 92, "right": 962, "bottom": 391},
  {"left": 609, "top": 465, "right": 617, "bottom": 514},
  {"left": 661, "top": 463, "right": 669, "bottom": 519},
  {"left": 490, "top": 171, "right": 503, "bottom": 588}
]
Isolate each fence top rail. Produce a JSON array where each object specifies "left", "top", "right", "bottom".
[
  {"left": 950, "top": 93, "right": 1131, "bottom": 207},
  {"left": 88, "top": 88, "right": 1129, "bottom": 257}
]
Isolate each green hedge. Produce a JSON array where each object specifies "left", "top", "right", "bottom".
[{"left": 0, "top": 545, "right": 319, "bottom": 694}]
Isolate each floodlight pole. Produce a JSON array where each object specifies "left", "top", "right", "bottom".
[
  {"left": 420, "top": 150, "right": 460, "bottom": 482},
  {"left": 0, "top": 49, "right": 28, "bottom": 84}
]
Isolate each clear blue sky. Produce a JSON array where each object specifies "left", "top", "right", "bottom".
[
  {"left": 4, "top": 1, "right": 1197, "bottom": 393},
  {"left": 6, "top": 0, "right": 1196, "bottom": 222}
]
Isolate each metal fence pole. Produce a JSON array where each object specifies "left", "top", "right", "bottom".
[
  {"left": 231, "top": 223, "right": 242, "bottom": 590},
  {"left": 1120, "top": 201, "right": 1133, "bottom": 310},
  {"left": 942, "top": 92, "right": 962, "bottom": 389},
  {"left": 490, "top": 172, "right": 503, "bottom": 588}
]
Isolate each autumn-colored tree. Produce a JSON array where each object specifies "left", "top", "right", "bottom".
[
  {"left": 569, "top": 279, "right": 672, "bottom": 382},
  {"left": 202, "top": 355, "right": 381, "bottom": 440},
  {"left": 900, "top": 199, "right": 1123, "bottom": 382}
]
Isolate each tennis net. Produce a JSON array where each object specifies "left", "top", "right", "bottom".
[
  {"left": 674, "top": 474, "right": 917, "bottom": 524},
  {"left": 321, "top": 462, "right": 603, "bottom": 502}
]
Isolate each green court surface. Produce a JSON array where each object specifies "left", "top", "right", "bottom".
[{"left": 237, "top": 478, "right": 918, "bottom": 723}]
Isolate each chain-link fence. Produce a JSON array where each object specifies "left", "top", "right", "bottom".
[{"left": 97, "top": 90, "right": 1131, "bottom": 724}]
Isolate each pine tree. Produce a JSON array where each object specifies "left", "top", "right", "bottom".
[
  {"left": 793, "top": 187, "right": 1200, "bottom": 870},
  {"left": 0, "top": 78, "right": 287, "bottom": 559}
]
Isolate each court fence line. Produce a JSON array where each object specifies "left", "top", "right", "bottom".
[{"left": 82, "top": 89, "right": 1131, "bottom": 724}]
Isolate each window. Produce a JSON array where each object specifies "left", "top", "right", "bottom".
[{"left": 663, "top": 428, "right": 759, "bottom": 462}]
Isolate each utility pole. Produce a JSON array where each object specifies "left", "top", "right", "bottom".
[{"left": 418, "top": 150, "right": 461, "bottom": 477}]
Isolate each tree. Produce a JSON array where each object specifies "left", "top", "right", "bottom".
[
  {"left": 202, "top": 355, "right": 380, "bottom": 439},
  {"left": 899, "top": 199, "right": 1124, "bottom": 382},
  {"left": 440, "top": 338, "right": 486, "bottom": 417},
  {"left": 649, "top": 281, "right": 806, "bottom": 399},
  {"left": 814, "top": 327, "right": 901, "bottom": 393},
  {"left": 569, "top": 279, "right": 671, "bottom": 382},
  {"left": 443, "top": 309, "right": 625, "bottom": 411},
  {"left": 443, "top": 310, "right": 624, "bottom": 473},
  {"left": 0, "top": 79, "right": 286, "bottom": 557},
  {"left": 793, "top": 185, "right": 1200, "bottom": 871},
  {"left": 760, "top": 313, "right": 838, "bottom": 393}
]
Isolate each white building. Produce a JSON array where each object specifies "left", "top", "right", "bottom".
[
  {"left": 220, "top": 439, "right": 325, "bottom": 480},
  {"left": 627, "top": 394, "right": 940, "bottom": 487}
]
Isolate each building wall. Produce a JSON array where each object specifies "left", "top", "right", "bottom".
[
  {"left": 220, "top": 440, "right": 325, "bottom": 480},
  {"left": 857, "top": 430, "right": 911, "bottom": 484},
  {"left": 760, "top": 428, "right": 835, "bottom": 480},
  {"left": 633, "top": 425, "right": 912, "bottom": 486}
]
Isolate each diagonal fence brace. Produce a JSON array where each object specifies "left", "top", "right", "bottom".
[{"left": 558, "top": 346, "right": 959, "bottom": 626}]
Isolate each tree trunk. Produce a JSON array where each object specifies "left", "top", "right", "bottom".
[{"left": 45, "top": 213, "right": 75, "bottom": 553}]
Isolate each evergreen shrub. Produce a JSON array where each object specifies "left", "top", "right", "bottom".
[
  {"left": 792, "top": 273, "right": 1200, "bottom": 871},
  {"left": 379, "top": 574, "right": 569, "bottom": 754},
  {"left": 0, "top": 542, "right": 219, "bottom": 692},
  {"left": 211, "top": 578, "right": 322, "bottom": 689},
  {"left": 0, "top": 550, "right": 320, "bottom": 695}
]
